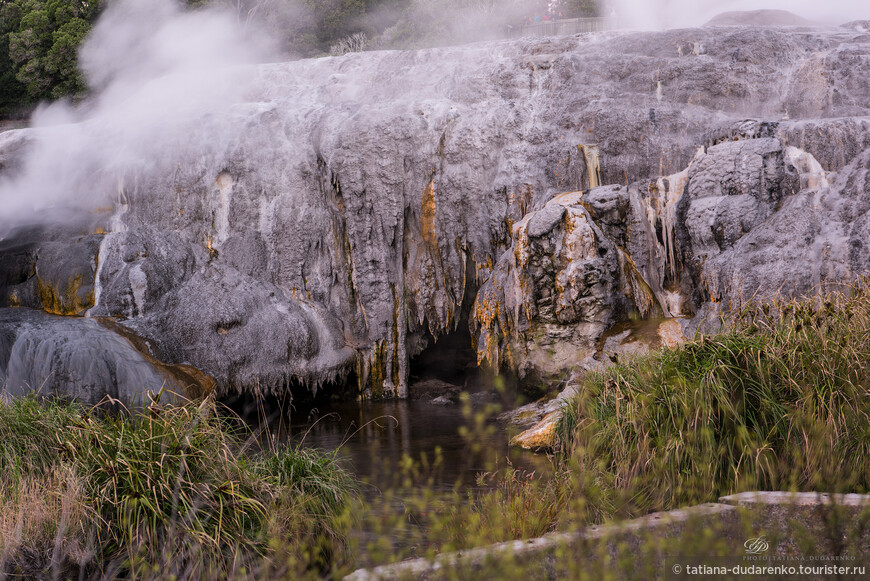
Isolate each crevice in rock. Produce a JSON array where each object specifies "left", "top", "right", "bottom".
[
  {"left": 408, "top": 315, "right": 478, "bottom": 388},
  {"left": 408, "top": 251, "right": 484, "bottom": 392},
  {"left": 219, "top": 369, "right": 360, "bottom": 429}
]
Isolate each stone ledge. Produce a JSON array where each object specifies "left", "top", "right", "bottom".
[
  {"left": 345, "top": 492, "right": 870, "bottom": 580},
  {"left": 720, "top": 491, "right": 870, "bottom": 507}
]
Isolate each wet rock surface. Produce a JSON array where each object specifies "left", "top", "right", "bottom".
[
  {"left": 0, "top": 308, "right": 197, "bottom": 407},
  {"left": 1, "top": 20, "right": 869, "bottom": 401},
  {"left": 0, "top": 210, "right": 108, "bottom": 316},
  {"left": 90, "top": 229, "right": 356, "bottom": 395}
]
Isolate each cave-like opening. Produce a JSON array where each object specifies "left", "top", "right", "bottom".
[
  {"left": 408, "top": 315, "right": 480, "bottom": 388},
  {"left": 218, "top": 370, "right": 359, "bottom": 436}
]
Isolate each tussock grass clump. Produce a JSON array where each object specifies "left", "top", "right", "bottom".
[
  {"left": 0, "top": 394, "right": 357, "bottom": 579},
  {"left": 559, "top": 280, "right": 870, "bottom": 521}
]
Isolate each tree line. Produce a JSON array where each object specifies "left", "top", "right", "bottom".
[{"left": 0, "top": 0, "right": 599, "bottom": 117}]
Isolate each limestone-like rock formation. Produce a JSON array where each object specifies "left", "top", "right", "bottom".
[
  {"left": 1, "top": 17, "right": 870, "bottom": 403},
  {"left": 0, "top": 309, "right": 207, "bottom": 407}
]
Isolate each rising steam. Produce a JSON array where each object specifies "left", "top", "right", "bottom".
[
  {"left": 0, "top": 0, "right": 866, "bottom": 219},
  {"left": 0, "top": 0, "right": 272, "bottom": 218}
]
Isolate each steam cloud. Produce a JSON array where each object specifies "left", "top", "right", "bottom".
[
  {"left": 0, "top": 0, "right": 866, "bottom": 219},
  {"left": 0, "top": 0, "right": 272, "bottom": 219},
  {"left": 613, "top": 0, "right": 867, "bottom": 30}
]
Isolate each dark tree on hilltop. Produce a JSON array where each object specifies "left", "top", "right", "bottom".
[
  {"left": 557, "top": 0, "right": 600, "bottom": 17},
  {"left": 0, "top": 4, "right": 27, "bottom": 116},
  {"left": 188, "top": 0, "right": 408, "bottom": 57},
  {"left": 291, "top": 0, "right": 409, "bottom": 56},
  {"left": 0, "top": 0, "right": 102, "bottom": 112},
  {"left": 0, "top": 0, "right": 410, "bottom": 115}
]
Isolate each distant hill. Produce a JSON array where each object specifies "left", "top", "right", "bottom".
[
  {"left": 704, "top": 9, "right": 816, "bottom": 27},
  {"left": 841, "top": 20, "right": 870, "bottom": 33}
]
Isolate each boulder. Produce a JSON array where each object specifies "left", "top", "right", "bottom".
[{"left": 0, "top": 309, "right": 208, "bottom": 408}]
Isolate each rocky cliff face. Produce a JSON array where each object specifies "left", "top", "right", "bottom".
[{"left": 1, "top": 20, "right": 869, "bottom": 402}]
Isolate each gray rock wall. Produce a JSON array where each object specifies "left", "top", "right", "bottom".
[
  {"left": 2, "top": 22, "right": 870, "bottom": 399},
  {"left": 0, "top": 309, "right": 198, "bottom": 407}
]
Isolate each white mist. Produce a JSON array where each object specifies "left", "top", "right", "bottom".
[{"left": 0, "top": 0, "right": 274, "bottom": 218}]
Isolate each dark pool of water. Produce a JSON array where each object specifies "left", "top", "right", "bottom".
[
  {"left": 224, "top": 385, "right": 559, "bottom": 565},
  {"left": 245, "top": 397, "right": 552, "bottom": 492}
]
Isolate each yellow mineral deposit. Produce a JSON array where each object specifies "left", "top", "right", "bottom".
[
  {"left": 421, "top": 178, "right": 437, "bottom": 250},
  {"left": 205, "top": 234, "right": 218, "bottom": 261},
  {"left": 473, "top": 280, "right": 515, "bottom": 369},
  {"left": 513, "top": 218, "right": 531, "bottom": 268},
  {"left": 577, "top": 144, "right": 602, "bottom": 189},
  {"left": 36, "top": 274, "right": 95, "bottom": 316},
  {"left": 657, "top": 318, "right": 687, "bottom": 348},
  {"left": 510, "top": 410, "right": 560, "bottom": 450}
]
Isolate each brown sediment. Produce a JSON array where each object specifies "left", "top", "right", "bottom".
[
  {"left": 578, "top": 144, "right": 602, "bottom": 189},
  {"left": 390, "top": 283, "right": 401, "bottom": 391},
  {"left": 94, "top": 317, "right": 216, "bottom": 401},
  {"left": 421, "top": 178, "right": 437, "bottom": 250},
  {"left": 368, "top": 340, "right": 388, "bottom": 398},
  {"left": 472, "top": 283, "right": 515, "bottom": 369},
  {"left": 36, "top": 274, "right": 94, "bottom": 316}
]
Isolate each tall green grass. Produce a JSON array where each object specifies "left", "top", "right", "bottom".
[
  {"left": 8, "top": 281, "right": 870, "bottom": 578},
  {"left": 0, "top": 394, "right": 357, "bottom": 579},
  {"left": 558, "top": 280, "right": 870, "bottom": 522}
]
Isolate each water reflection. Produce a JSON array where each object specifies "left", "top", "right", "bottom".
[{"left": 272, "top": 399, "right": 552, "bottom": 492}]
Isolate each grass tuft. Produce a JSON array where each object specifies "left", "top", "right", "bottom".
[
  {"left": 0, "top": 394, "right": 357, "bottom": 579},
  {"left": 558, "top": 279, "right": 870, "bottom": 521}
]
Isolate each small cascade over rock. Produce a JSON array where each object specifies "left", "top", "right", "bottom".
[{"left": 0, "top": 309, "right": 208, "bottom": 407}]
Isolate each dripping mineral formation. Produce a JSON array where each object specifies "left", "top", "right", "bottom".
[{"left": 1, "top": 16, "right": 870, "bottom": 406}]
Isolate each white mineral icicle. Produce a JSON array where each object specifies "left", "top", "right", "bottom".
[
  {"left": 86, "top": 235, "right": 109, "bottom": 318},
  {"left": 214, "top": 171, "right": 234, "bottom": 244},
  {"left": 129, "top": 264, "right": 148, "bottom": 317}
]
